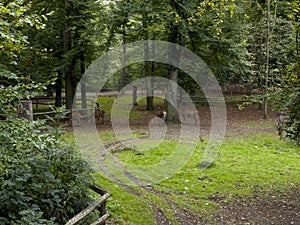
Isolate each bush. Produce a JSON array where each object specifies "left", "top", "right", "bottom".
[
  {"left": 286, "top": 89, "right": 300, "bottom": 144},
  {"left": 0, "top": 119, "right": 94, "bottom": 224}
]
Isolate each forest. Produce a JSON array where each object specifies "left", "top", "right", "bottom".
[{"left": 0, "top": 0, "right": 300, "bottom": 224}]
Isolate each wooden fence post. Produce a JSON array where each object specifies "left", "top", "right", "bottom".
[{"left": 19, "top": 100, "right": 33, "bottom": 121}]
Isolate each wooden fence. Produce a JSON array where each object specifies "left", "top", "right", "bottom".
[{"left": 65, "top": 186, "right": 110, "bottom": 225}]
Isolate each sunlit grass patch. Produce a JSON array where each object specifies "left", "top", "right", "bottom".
[
  {"left": 116, "top": 139, "right": 178, "bottom": 166},
  {"left": 154, "top": 134, "right": 300, "bottom": 209}
]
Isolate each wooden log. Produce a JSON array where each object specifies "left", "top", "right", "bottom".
[
  {"left": 65, "top": 193, "right": 110, "bottom": 225},
  {"left": 90, "top": 213, "right": 110, "bottom": 225},
  {"left": 33, "top": 111, "right": 57, "bottom": 116}
]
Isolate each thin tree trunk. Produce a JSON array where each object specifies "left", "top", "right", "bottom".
[
  {"left": 264, "top": 0, "right": 271, "bottom": 119},
  {"left": 165, "top": 0, "right": 184, "bottom": 123},
  {"left": 80, "top": 53, "right": 87, "bottom": 111},
  {"left": 166, "top": 25, "right": 180, "bottom": 123},
  {"left": 55, "top": 70, "right": 63, "bottom": 107},
  {"left": 132, "top": 86, "right": 137, "bottom": 105},
  {"left": 64, "top": 0, "right": 74, "bottom": 109},
  {"left": 166, "top": 66, "right": 179, "bottom": 123},
  {"left": 64, "top": 59, "right": 74, "bottom": 109},
  {"left": 143, "top": 11, "right": 154, "bottom": 110},
  {"left": 120, "top": 25, "right": 126, "bottom": 91},
  {"left": 119, "top": 1, "right": 129, "bottom": 91}
]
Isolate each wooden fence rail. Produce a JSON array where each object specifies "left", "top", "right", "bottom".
[{"left": 65, "top": 186, "right": 110, "bottom": 225}]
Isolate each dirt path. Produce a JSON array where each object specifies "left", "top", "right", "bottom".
[
  {"left": 121, "top": 184, "right": 300, "bottom": 225},
  {"left": 213, "top": 188, "right": 300, "bottom": 225}
]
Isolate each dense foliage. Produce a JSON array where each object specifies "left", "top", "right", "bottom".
[
  {"left": 1, "top": 2, "right": 95, "bottom": 223},
  {"left": 288, "top": 90, "right": 300, "bottom": 144},
  {"left": 0, "top": 119, "right": 94, "bottom": 224}
]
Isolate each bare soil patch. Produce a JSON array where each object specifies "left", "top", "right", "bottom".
[
  {"left": 213, "top": 188, "right": 300, "bottom": 225},
  {"left": 93, "top": 104, "right": 279, "bottom": 138}
]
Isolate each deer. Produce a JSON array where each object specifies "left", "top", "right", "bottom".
[
  {"left": 156, "top": 105, "right": 167, "bottom": 120},
  {"left": 67, "top": 111, "right": 82, "bottom": 125}
]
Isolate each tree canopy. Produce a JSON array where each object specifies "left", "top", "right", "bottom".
[{"left": 1, "top": 0, "right": 299, "bottom": 130}]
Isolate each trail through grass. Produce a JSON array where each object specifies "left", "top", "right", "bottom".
[
  {"left": 64, "top": 96, "right": 299, "bottom": 224},
  {"left": 89, "top": 133, "right": 300, "bottom": 224}
]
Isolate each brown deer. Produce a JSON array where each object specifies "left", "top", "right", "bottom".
[
  {"left": 156, "top": 106, "right": 167, "bottom": 120},
  {"left": 67, "top": 111, "right": 82, "bottom": 125}
]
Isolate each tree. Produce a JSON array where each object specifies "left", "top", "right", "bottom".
[
  {"left": 0, "top": 1, "right": 45, "bottom": 80},
  {"left": 14, "top": 0, "right": 106, "bottom": 109},
  {"left": 264, "top": 0, "right": 271, "bottom": 119},
  {"left": 274, "top": 0, "right": 300, "bottom": 144},
  {"left": 0, "top": 1, "right": 49, "bottom": 111},
  {"left": 164, "top": 0, "right": 186, "bottom": 123},
  {"left": 106, "top": 0, "right": 252, "bottom": 122}
]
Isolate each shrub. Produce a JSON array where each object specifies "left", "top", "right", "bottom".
[
  {"left": 0, "top": 119, "right": 94, "bottom": 224},
  {"left": 286, "top": 89, "right": 300, "bottom": 144}
]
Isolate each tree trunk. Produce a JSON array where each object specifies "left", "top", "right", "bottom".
[
  {"left": 132, "top": 86, "right": 138, "bottom": 105},
  {"left": 65, "top": 62, "right": 74, "bottom": 109},
  {"left": 55, "top": 70, "right": 63, "bottom": 107},
  {"left": 119, "top": 4, "right": 128, "bottom": 91},
  {"left": 80, "top": 53, "right": 87, "bottom": 111},
  {"left": 143, "top": 13, "right": 154, "bottom": 110},
  {"left": 146, "top": 76, "right": 154, "bottom": 110},
  {"left": 166, "top": 67, "right": 179, "bottom": 123},
  {"left": 264, "top": 0, "right": 271, "bottom": 119},
  {"left": 165, "top": 0, "right": 181, "bottom": 123},
  {"left": 166, "top": 30, "right": 180, "bottom": 123},
  {"left": 63, "top": 2, "right": 74, "bottom": 110}
]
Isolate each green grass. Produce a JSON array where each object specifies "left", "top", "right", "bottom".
[
  {"left": 96, "top": 97, "right": 115, "bottom": 114},
  {"left": 117, "top": 140, "right": 178, "bottom": 166},
  {"left": 157, "top": 133, "right": 299, "bottom": 197},
  {"left": 240, "top": 119, "right": 275, "bottom": 128},
  {"left": 84, "top": 133, "right": 300, "bottom": 224},
  {"left": 32, "top": 104, "right": 53, "bottom": 113},
  {"left": 96, "top": 96, "right": 165, "bottom": 121},
  {"left": 61, "top": 97, "right": 299, "bottom": 224}
]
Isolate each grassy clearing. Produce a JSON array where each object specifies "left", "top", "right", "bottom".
[
  {"left": 156, "top": 133, "right": 299, "bottom": 199},
  {"left": 62, "top": 97, "right": 299, "bottom": 224},
  {"left": 87, "top": 132, "right": 300, "bottom": 224}
]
